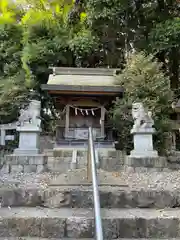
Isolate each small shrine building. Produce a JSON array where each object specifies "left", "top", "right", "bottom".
[{"left": 41, "top": 67, "right": 123, "bottom": 147}]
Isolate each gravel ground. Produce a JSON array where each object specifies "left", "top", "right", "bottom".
[
  {"left": 1, "top": 168, "right": 180, "bottom": 191},
  {"left": 0, "top": 172, "right": 57, "bottom": 189}
]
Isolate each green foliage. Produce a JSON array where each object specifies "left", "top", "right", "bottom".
[
  {"left": 0, "top": 0, "right": 179, "bottom": 137},
  {"left": 111, "top": 52, "right": 173, "bottom": 154},
  {"left": 0, "top": 0, "right": 87, "bottom": 123},
  {"left": 0, "top": 24, "right": 22, "bottom": 77},
  {"left": 69, "top": 29, "right": 99, "bottom": 66},
  {"left": 0, "top": 71, "right": 29, "bottom": 123},
  {"left": 150, "top": 18, "right": 180, "bottom": 50}
]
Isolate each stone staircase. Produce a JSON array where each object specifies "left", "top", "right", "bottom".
[{"left": 1, "top": 168, "right": 180, "bottom": 239}]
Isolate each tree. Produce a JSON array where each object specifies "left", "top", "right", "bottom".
[
  {"left": 0, "top": 0, "right": 179, "bottom": 131},
  {"left": 0, "top": 0, "right": 90, "bottom": 123},
  {"left": 111, "top": 52, "right": 173, "bottom": 154},
  {"left": 150, "top": 18, "right": 180, "bottom": 92}
]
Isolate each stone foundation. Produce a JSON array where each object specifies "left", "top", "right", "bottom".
[
  {"left": 125, "top": 156, "right": 167, "bottom": 168},
  {"left": 124, "top": 155, "right": 180, "bottom": 172},
  {"left": 46, "top": 148, "right": 125, "bottom": 173},
  {"left": 1, "top": 154, "right": 47, "bottom": 174}
]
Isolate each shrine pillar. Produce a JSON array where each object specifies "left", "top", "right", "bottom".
[
  {"left": 65, "top": 104, "right": 70, "bottom": 138},
  {"left": 100, "top": 106, "right": 105, "bottom": 138}
]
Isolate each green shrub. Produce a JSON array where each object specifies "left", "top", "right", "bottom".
[{"left": 111, "top": 52, "right": 173, "bottom": 155}]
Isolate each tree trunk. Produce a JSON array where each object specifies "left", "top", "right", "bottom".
[{"left": 169, "top": 48, "right": 179, "bottom": 90}]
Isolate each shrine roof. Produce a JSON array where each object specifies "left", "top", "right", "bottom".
[{"left": 41, "top": 67, "right": 123, "bottom": 95}]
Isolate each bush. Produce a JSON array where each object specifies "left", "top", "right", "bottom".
[{"left": 111, "top": 52, "right": 173, "bottom": 155}]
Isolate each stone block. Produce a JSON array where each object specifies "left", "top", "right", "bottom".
[
  {"left": 100, "top": 155, "right": 122, "bottom": 172},
  {"left": 47, "top": 156, "right": 54, "bottom": 163},
  {"left": 53, "top": 150, "right": 62, "bottom": 158},
  {"left": 28, "top": 155, "right": 47, "bottom": 165},
  {"left": 0, "top": 188, "right": 43, "bottom": 207},
  {"left": 77, "top": 150, "right": 87, "bottom": 157},
  {"left": 8, "top": 218, "right": 42, "bottom": 237},
  {"left": 49, "top": 163, "right": 70, "bottom": 173},
  {"left": 146, "top": 218, "right": 179, "bottom": 238},
  {"left": 6, "top": 155, "right": 28, "bottom": 165},
  {"left": 11, "top": 165, "right": 23, "bottom": 173},
  {"left": 54, "top": 156, "right": 69, "bottom": 162},
  {"left": 66, "top": 218, "right": 94, "bottom": 238},
  {"left": 24, "top": 165, "right": 37, "bottom": 173},
  {"left": 41, "top": 218, "right": 65, "bottom": 238},
  {"left": 36, "top": 164, "right": 47, "bottom": 173},
  {"left": 154, "top": 157, "right": 167, "bottom": 168},
  {"left": 17, "top": 156, "right": 29, "bottom": 165},
  {"left": 0, "top": 218, "right": 11, "bottom": 237},
  {"left": 107, "top": 150, "right": 117, "bottom": 158},
  {"left": 125, "top": 156, "right": 167, "bottom": 168},
  {"left": 47, "top": 163, "right": 54, "bottom": 172},
  {"left": 53, "top": 150, "right": 72, "bottom": 158},
  {"left": 5, "top": 155, "right": 16, "bottom": 164},
  {"left": 63, "top": 150, "right": 73, "bottom": 157},
  {"left": 167, "top": 156, "right": 180, "bottom": 163},
  {"left": 0, "top": 164, "right": 9, "bottom": 174}
]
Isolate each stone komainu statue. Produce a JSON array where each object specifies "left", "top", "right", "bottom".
[
  {"left": 132, "top": 102, "right": 154, "bottom": 131},
  {"left": 17, "top": 100, "right": 41, "bottom": 127}
]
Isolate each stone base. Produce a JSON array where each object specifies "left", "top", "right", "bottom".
[
  {"left": 130, "top": 149, "right": 158, "bottom": 158},
  {"left": 16, "top": 126, "right": 41, "bottom": 156},
  {"left": 1, "top": 154, "right": 47, "bottom": 174},
  {"left": 122, "top": 165, "right": 172, "bottom": 173},
  {"left": 130, "top": 127, "right": 158, "bottom": 158},
  {"left": 14, "top": 148, "right": 40, "bottom": 155},
  {"left": 125, "top": 156, "right": 167, "bottom": 168},
  {"left": 46, "top": 148, "right": 124, "bottom": 173}
]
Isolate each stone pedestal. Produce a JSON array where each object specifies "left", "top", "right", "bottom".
[
  {"left": 130, "top": 128, "right": 158, "bottom": 158},
  {"left": 14, "top": 126, "right": 41, "bottom": 155}
]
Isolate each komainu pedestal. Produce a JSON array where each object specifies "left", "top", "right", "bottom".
[
  {"left": 14, "top": 100, "right": 42, "bottom": 155},
  {"left": 129, "top": 102, "right": 158, "bottom": 158},
  {"left": 14, "top": 126, "right": 41, "bottom": 155},
  {"left": 2, "top": 99, "right": 48, "bottom": 174},
  {"left": 130, "top": 128, "right": 158, "bottom": 158}
]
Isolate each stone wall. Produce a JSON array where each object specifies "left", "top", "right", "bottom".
[
  {"left": 1, "top": 154, "right": 47, "bottom": 174},
  {"left": 46, "top": 148, "right": 126, "bottom": 173}
]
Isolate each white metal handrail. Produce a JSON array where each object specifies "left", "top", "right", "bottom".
[{"left": 87, "top": 127, "right": 103, "bottom": 240}]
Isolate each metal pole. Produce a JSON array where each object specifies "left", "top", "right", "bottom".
[
  {"left": 87, "top": 138, "right": 92, "bottom": 182},
  {"left": 89, "top": 127, "right": 103, "bottom": 240}
]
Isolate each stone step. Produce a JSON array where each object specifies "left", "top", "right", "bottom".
[
  {"left": 1, "top": 186, "right": 180, "bottom": 209},
  {"left": 1, "top": 239, "right": 180, "bottom": 240},
  {"left": 2, "top": 239, "right": 180, "bottom": 240},
  {"left": 1, "top": 207, "right": 180, "bottom": 238}
]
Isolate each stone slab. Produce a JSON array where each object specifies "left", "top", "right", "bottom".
[
  {"left": 2, "top": 154, "right": 47, "bottom": 174},
  {"left": 50, "top": 168, "right": 128, "bottom": 186},
  {"left": 5, "top": 154, "right": 47, "bottom": 165},
  {"left": 130, "top": 149, "right": 158, "bottom": 158},
  {"left": 14, "top": 149, "right": 40, "bottom": 155},
  {"left": 1, "top": 207, "right": 180, "bottom": 238},
  {"left": 1, "top": 185, "right": 180, "bottom": 209},
  {"left": 16, "top": 126, "right": 41, "bottom": 132},
  {"left": 0, "top": 164, "right": 10, "bottom": 174},
  {"left": 125, "top": 156, "right": 167, "bottom": 168},
  {"left": 1, "top": 238, "right": 180, "bottom": 240}
]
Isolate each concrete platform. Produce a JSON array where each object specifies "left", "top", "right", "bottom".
[
  {"left": 50, "top": 168, "right": 127, "bottom": 186},
  {"left": 1, "top": 207, "right": 180, "bottom": 238}
]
